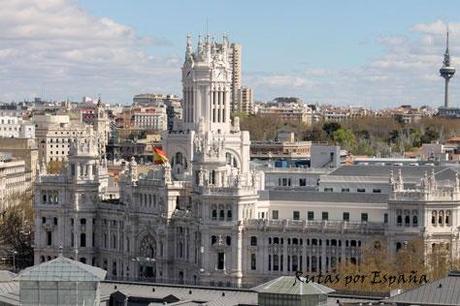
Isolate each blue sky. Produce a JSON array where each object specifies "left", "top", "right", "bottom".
[
  {"left": 77, "top": 0, "right": 458, "bottom": 70},
  {"left": 1, "top": 0, "right": 460, "bottom": 107}
]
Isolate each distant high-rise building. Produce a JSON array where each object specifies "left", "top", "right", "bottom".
[
  {"left": 238, "top": 86, "right": 254, "bottom": 114},
  {"left": 440, "top": 28, "right": 455, "bottom": 108},
  {"left": 229, "top": 43, "right": 242, "bottom": 112}
]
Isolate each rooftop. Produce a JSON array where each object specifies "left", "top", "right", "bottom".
[
  {"left": 252, "top": 276, "right": 335, "bottom": 296},
  {"left": 387, "top": 271, "right": 460, "bottom": 305},
  {"left": 17, "top": 256, "right": 106, "bottom": 282}
]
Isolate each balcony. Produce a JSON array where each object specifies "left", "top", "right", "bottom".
[
  {"left": 390, "top": 189, "right": 460, "bottom": 202},
  {"left": 195, "top": 186, "right": 257, "bottom": 197},
  {"left": 243, "top": 219, "right": 385, "bottom": 235}
]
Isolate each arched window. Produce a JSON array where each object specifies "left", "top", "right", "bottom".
[
  {"left": 211, "top": 209, "right": 217, "bottom": 220},
  {"left": 405, "top": 215, "right": 410, "bottom": 226},
  {"left": 175, "top": 152, "right": 183, "bottom": 165},
  {"left": 439, "top": 210, "right": 444, "bottom": 225},
  {"left": 432, "top": 211, "right": 437, "bottom": 225},
  {"left": 219, "top": 210, "right": 225, "bottom": 221},
  {"left": 211, "top": 235, "right": 217, "bottom": 245},
  {"left": 250, "top": 236, "right": 257, "bottom": 246},
  {"left": 226, "top": 236, "right": 231, "bottom": 246},
  {"left": 446, "top": 210, "right": 451, "bottom": 225},
  {"left": 412, "top": 215, "right": 418, "bottom": 226},
  {"left": 226, "top": 152, "right": 239, "bottom": 168},
  {"left": 396, "top": 242, "right": 402, "bottom": 252}
]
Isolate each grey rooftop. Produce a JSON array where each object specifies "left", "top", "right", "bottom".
[
  {"left": 252, "top": 276, "right": 335, "bottom": 296},
  {"left": 386, "top": 271, "right": 460, "bottom": 305},
  {"left": 17, "top": 256, "right": 107, "bottom": 282}
]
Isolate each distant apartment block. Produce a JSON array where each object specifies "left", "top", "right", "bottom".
[
  {"left": 133, "top": 94, "right": 182, "bottom": 131},
  {"left": 0, "top": 137, "right": 38, "bottom": 180},
  {"left": 256, "top": 98, "right": 312, "bottom": 125},
  {"left": 229, "top": 43, "right": 242, "bottom": 112},
  {"left": 238, "top": 86, "right": 254, "bottom": 114},
  {"left": 0, "top": 152, "right": 29, "bottom": 209},
  {"left": 34, "top": 114, "right": 91, "bottom": 163},
  {"left": 251, "top": 131, "right": 311, "bottom": 161},
  {"left": 131, "top": 105, "right": 168, "bottom": 131},
  {"left": 0, "top": 116, "right": 35, "bottom": 138}
]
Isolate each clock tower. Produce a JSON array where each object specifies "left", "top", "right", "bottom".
[{"left": 182, "top": 34, "right": 232, "bottom": 134}]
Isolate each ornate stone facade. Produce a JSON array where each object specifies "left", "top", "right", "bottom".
[{"left": 34, "top": 36, "right": 460, "bottom": 288}]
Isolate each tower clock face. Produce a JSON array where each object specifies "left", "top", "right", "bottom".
[{"left": 213, "top": 69, "right": 226, "bottom": 81}]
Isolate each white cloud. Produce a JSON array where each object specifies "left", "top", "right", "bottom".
[
  {"left": 0, "top": 0, "right": 181, "bottom": 103},
  {"left": 248, "top": 20, "right": 460, "bottom": 107},
  {"left": 1, "top": 3, "right": 459, "bottom": 109}
]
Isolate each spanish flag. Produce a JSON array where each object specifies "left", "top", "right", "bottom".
[{"left": 153, "top": 147, "right": 168, "bottom": 165}]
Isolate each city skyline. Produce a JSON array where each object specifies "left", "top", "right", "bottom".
[{"left": 1, "top": 0, "right": 460, "bottom": 107}]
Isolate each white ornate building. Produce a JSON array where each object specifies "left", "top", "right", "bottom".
[{"left": 34, "top": 36, "right": 460, "bottom": 288}]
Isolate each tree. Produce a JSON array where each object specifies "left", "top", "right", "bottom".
[
  {"left": 47, "top": 160, "right": 65, "bottom": 174},
  {"left": 332, "top": 128, "right": 356, "bottom": 150},
  {"left": 305, "top": 126, "right": 326, "bottom": 142},
  {"left": 0, "top": 191, "right": 34, "bottom": 271},
  {"left": 420, "top": 126, "right": 440, "bottom": 144},
  {"left": 322, "top": 122, "right": 341, "bottom": 137}
]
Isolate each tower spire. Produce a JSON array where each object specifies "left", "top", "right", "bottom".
[
  {"left": 440, "top": 25, "right": 456, "bottom": 108},
  {"left": 444, "top": 26, "right": 451, "bottom": 66}
]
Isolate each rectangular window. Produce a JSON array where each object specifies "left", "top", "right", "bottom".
[
  {"left": 272, "top": 210, "right": 279, "bottom": 220},
  {"left": 293, "top": 211, "right": 300, "bottom": 220},
  {"left": 251, "top": 253, "right": 256, "bottom": 270},
  {"left": 384, "top": 213, "right": 388, "bottom": 223},
  {"left": 357, "top": 188, "right": 366, "bottom": 193},
  {"left": 308, "top": 211, "right": 314, "bottom": 221},
  {"left": 299, "top": 178, "right": 307, "bottom": 186},
  {"left": 47, "top": 231, "right": 52, "bottom": 246},
  {"left": 217, "top": 252, "right": 225, "bottom": 270},
  {"left": 324, "top": 188, "right": 333, "bottom": 192},
  {"left": 341, "top": 188, "right": 350, "bottom": 193},
  {"left": 322, "top": 212, "right": 329, "bottom": 221},
  {"left": 282, "top": 178, "right": 288, "bottom": 186},
  {"left": 273, "top": 255, "right": 279, "bottom": 271},
  {"left": 361, "top": 213, "right": 368, "bottom": 222},
  {"left": 343, "top": 212, "right": 350, "bottom": 221},
  {"left": 372, "top": 189, "right": 382, "bottom": 193}
]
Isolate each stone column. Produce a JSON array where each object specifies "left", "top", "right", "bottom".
[
  {"left": 235, "top": 226, "right": 243, "bottom": 287},
  {"left": 283, "top": 239, "right": 288, "bottom": 273},
  {"left": 321, "top": 239, "right": 326, "bottom": 273}
]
